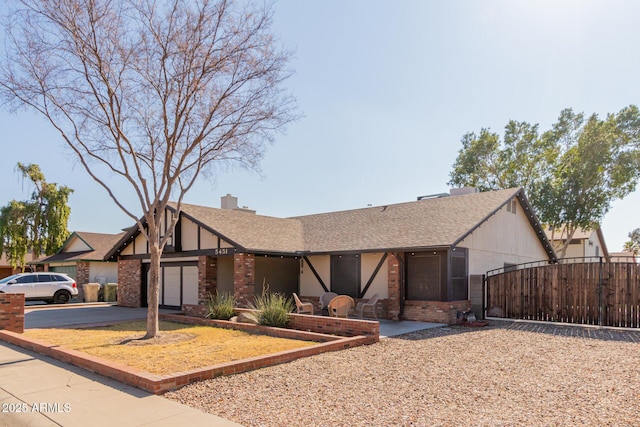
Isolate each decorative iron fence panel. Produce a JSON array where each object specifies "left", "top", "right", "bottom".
[{"left": 486, "top": 261, "right": 640, "bottom": 327}]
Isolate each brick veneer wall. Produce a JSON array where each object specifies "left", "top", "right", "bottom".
[
  {"left": 387, "top": 253, "right": 401, "bottom": 320},
  {"left": 234, "top": 253, "right": 255, "bottom": 306},
  {"left": 76, "top": 261, "right": 90, "bottom": 302},
  {"left": 76, "top": 261, "right": 90, "bottom": 286},
  {"left": 198, "top": 255, "right": 217, "bottom": 305},
  {"left": 403, "top": 300, "right": 471, "bottom": 324},
  {"left": 0, "top": 294, "right": 24, "bottom": 333},
  {"left": 117, "top": 259, "right": 142, "bottom": 307}
]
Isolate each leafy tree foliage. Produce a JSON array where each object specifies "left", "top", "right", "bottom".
[
  {"left": 623, "top": 228, "right": 640, "bottom": 255},
  {"left": 0, "top": 163, "right": 72, "bottom": 270},
  {"left": 0, "top": 0, "right": 296, "bottom": 338},
  {"left": 449, "top": 106, "right": 640, "bottom": 257}
]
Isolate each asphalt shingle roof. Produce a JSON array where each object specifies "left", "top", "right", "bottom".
[
  {"left": 177, "top": 188, "right": 522, "bottom": 254},
  {"left": 37, "top": 231, "right": 125, "bottom": 263},
  {"left": 293, "top": 188, "right": 521, "bottom": 252},
  {"left": 178, "top": 203, "right": 305, "bottom": 253}
]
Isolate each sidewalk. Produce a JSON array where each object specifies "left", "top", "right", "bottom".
[{"left": 0, "top": 342, "right": 242, "bottom": 427}]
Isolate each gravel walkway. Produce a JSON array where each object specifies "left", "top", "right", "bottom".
[{"left": 165, "top": 321, "right": 640, "bottom": 426}]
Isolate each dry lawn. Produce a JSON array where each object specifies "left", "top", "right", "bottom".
[{"left": 23, "top": 320, "right": 316, "bottom": 375}]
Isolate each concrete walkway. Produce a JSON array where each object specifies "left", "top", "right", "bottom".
[
  {"left": 378, "top": 319, "right": 445, "bottom": 337},
  {"left": 0, "top": 341, "right": 242, "bottom": 427}
]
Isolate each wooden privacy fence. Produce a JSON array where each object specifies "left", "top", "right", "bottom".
[{"left": 486, "top": 261, "right": 640, "bottom": 327}]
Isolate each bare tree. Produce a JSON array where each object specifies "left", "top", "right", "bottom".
[{"left": 0, "top": 0, "right": 296, "bottom": 338}]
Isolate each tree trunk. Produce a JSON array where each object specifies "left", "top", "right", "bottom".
[{"left": 145, "top": 238, "right": 161, "bottom": 339}]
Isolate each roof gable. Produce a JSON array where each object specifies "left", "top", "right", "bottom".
[
  {"left": 36, "top": 231, "right": 125, "bottom": 264},
  {"left": 108, "top": 188, "right": 555, "bottom": 260},
  {"left": 292, "top": 188, "right": 551, "bottom": 254},
  {"left": 177, "top": 203, "right": 305, "bottom": 253},
  {"left": 64, "top": 233, "right": 93, "bottom": 252}
]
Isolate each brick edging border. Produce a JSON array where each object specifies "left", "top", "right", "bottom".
[{"left": 0, "top": 315, "right": 377, "bottom": 395}]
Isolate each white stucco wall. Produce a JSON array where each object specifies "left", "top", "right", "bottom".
[
  {"left": 457, "top": 198, "right": 550, "bottom": 275},
  {"left": 128, "top": 232, "right": 147, "bottom": 255},
  {"left": 201, "top": 229, "right": 218, "bottom": 249},
  {"left": 360, "top": 253, "right": 389, "bottom": 298},
  {"left": 299, "top": 253, "right": 388, "bottom": 298},
  {"left": 181, "top": 218, "right": 199, "bottom": 251},
  {"left": 66, "top": 236, "right": 91, "bottom": 252},
  {"left": 180, "top": 216, "right": 232, "bottom": 251},
  {"left": 563, "top": 241, "right": 585, "bottom": 258},
  {"left": 89, "top": 262, "right": 118, "bottom": 283},
  {"left": 300, "top": 255, "right": 330, "bottom": 297},
  {"left": 584, "top": 230, "right": 604, "bottom": 257}
]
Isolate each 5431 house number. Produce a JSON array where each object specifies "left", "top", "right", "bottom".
[{"left": 213, "top": 248, "right": 233, "bottom": 255}]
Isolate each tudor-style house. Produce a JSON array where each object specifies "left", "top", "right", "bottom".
[{"left": 108, "top": 188, "right": 556, "bottom": 324}]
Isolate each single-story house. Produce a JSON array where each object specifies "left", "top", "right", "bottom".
[
  {"left": 609, "top": 251, "right": 637, "bottom": 263},
  {"left": 33, "top": 231, "right": 124, "bottom": 301},
  {"left": 108, "top": 188, "right": 556, "bottom": 323},
  {"left": 0, "top": 253, "right": 18, "bottom": 279},
  {"left": 544, "top": 226, "right": 609, "bottom": 259}
]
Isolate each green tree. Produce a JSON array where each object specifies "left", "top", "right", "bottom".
[
  {"left": 0, "top": 163, "right": 73, "bottom": 271},
  {"left": 623, "top": 228, "right": 640, "bottom": 255},
  {"left": 0, "top": 0, "right": 296, "bottom": 338},
  {"left": 449, "top": 106, "right": 640, "bottom": 258}
]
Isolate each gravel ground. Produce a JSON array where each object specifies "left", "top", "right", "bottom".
[{"left": 164, "top": 322, "right": 640, "bottom": 426}]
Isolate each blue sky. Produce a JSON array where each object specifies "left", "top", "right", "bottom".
[{"left": 1, "top": 0, "right": 639, "bottom": 252}]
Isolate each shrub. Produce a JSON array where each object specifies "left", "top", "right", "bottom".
[
  {"left": 249, "top": 281, "right": 294, "bottom": 328},
  {"left": 206, "top": 292, "right": 237, "bottom": 320}
]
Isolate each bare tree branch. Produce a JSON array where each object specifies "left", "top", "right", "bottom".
[{"left": 0, "top": 0, "right": 297, "bottom": 338}]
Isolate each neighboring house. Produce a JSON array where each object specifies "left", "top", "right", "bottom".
[
  {"left": 0, "top": 253, "right": 18, "bottom": 279},
  {"left": 108, "top": 188, "right": 555, "bottom": 323},
  {"left": 609, "top": 251, "right": 637, "bottom": 263},
  {"left": 544, "top": 226, "right": 609, "bottom": 259},
  {"left": 1, "top": 252, "right": 40, "bottom": 279},
  {"left": 32, "top": 231, "right": 124, "bottom": 301}
]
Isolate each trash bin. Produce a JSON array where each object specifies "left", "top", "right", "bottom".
[
  {"left": 82, "top": 283, "right": 101, "bottom": 302},
  {"left": 104, "top": 283, "right": 118, "bottom": 302}
]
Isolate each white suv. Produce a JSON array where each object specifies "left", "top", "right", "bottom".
[{"left": 0, "top": 272, "right": 78, "bottom": 304}]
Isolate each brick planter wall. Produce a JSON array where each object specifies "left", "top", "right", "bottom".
[
  {"left": 182, "top": 304, "right": 380, "bottom": 339},
  {"left": 117, "top": 259, "right": 142, "bottom": 307},
  {"left": 0, "top": 308, "right": 375, "bottom": 395},
  {"left": 403, "top": 300, "right": 471, "bottom": 324},
  {"left": 0, "top": 294, "right": 24, "bottom": 333}
]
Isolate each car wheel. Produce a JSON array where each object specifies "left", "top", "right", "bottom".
[{"left": 53, "top": 290, "right": 71, "bottom": 304}]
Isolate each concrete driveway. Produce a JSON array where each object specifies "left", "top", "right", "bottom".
[{"left": 24, "top": 303, "right": 178, "bottom": 329}]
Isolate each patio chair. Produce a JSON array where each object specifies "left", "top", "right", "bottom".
[
  {"left": 293, "top": 293, "right": 314, "bottom": 315},
  {"left": 328, "top": 295, "right": 355, "bottom": 318},
  {"left": 319, "top": 292, "right": 338, "bottom": 311},
  {"left": 354, "top": 293, "right": 380, "bottom": 319}
]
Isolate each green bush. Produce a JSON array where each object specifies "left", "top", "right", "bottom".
[
  {"left": 206, "top": 292, "right": 237, "bottom": 320},
  {"left": 249, "top": 283, "right": 294, "bottom": 328}
]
